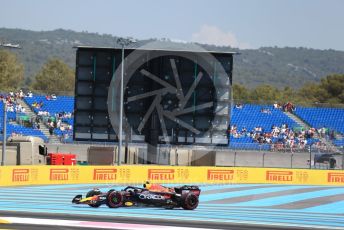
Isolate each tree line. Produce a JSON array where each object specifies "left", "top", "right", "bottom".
[
  {"left": 2, "top": 28, "right": 344, "bottom": 89},
  {"left": 0, "top": 49, "right": 74, "bottom": 94},
  {"left": 233, "top": 74, "right": 344, "bottom": 105},
  {"left": 1, "top": 49, "right": 343, "bottom": 105}
]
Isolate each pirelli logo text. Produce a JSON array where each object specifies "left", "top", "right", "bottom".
[
  {"left": 266, "top": 171, "right": 293, "bottom": 182},
  {"left": 207, "top": 169, "right": 234, "bottom": 181},
  {"left": 148, "top": 169, "right": 174, "bottom": 180},
  {"left": 93, "top": 169, "right": 117, "bottom": 180},
  {"left": 12, "top": 169, "right": 30, "bottom": 182},
  {"left": 50, "top": 168, "right": 69, "bottom": 181},
  {"left": 328, "top": 173, "right": 344, "bottom": 183}
]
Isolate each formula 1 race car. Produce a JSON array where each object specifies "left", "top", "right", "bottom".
[{"left": 72, "top": 182, "right": 201, "bottom": 210}]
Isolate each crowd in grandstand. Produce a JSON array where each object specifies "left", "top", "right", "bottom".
[
  {"left": 0, "top": 90, "right": 74, "bottom": 142},
  {"left": 1, "top": 90, "right": 343, "bottom": 150},
  {"left": 0, "top": 91, "right": 26, "bottom": 115},
  {"left": 230, "top": 123, "right": 319, "bottom": 152},
  {"left": 24, "top": 93, "right": 74, "bottom": 142},
  {"left": 229, "top": 102, "right": 339, "bottom": 152}
]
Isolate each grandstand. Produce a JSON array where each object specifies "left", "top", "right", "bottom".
[
  {"left": 295, "top": 107, "right": 344, "bottom": 147},
  {"left": 1, "top": 100, "right": 48, "bottom": 142},
  {"left": 23, "top": 95, "right": 74, "bottom": 143},
  {"left": 1, "top": 93, "right": 344, "bottom": 152},
  {"left": 229, "top": 104, "right": 323, "bottom": 151},
  {"left": 295, "top": 107, "right": 344, "bottom": 133},
  {"left": 24, "top": 95, "right": 74, "bottom": 115}
]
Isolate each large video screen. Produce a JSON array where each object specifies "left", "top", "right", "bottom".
[{"left": 73, "top": 47, "right": 233, "bottom": 146}]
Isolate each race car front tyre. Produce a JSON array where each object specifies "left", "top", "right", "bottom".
[
  {"left": 181, "top": 192, "right": 199, "bottom": 210},
  {"left": 86, "top": 189, "right": 102, "bottom": 208},
  {"left": 106, "top": 191, "right": 123, "bottom": 208}
]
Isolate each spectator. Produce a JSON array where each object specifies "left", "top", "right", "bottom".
[
  {"left": 49, "top": 126, "right": 54, "bottom": 136},
  {"left": 26, "top": 91, "right": 33, "bottom": 98},
  {"left": 273, "top": 102, "right": 282, "bottom": 109},
  {"left": 283, "top": 102, "right": 295, "bottom": 113},
  {"left": 57, "top": 119, "right": 61, "bottom": 128},
  {"left": 19, "top": 90, "right": 24, "bottom": 99},
  {"left": 330, "top": 130, "right": 335, "bottom": 140},
  {"left": 235, "top": 103, "right": 243, "bottom": 109},
  {"left": 261, "top": 108, "right": 272, "bottom": 114}
]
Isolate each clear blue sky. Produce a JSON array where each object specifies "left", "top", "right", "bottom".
[{"left": 1, "top": 0, "right": 344, "bottom": 50}]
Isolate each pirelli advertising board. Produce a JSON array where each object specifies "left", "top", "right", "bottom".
[{"left": 0, "top": 166, "right": 343, "bottom": 187}]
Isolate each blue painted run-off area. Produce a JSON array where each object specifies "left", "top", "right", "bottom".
[{"left": 0, "top": 183, "right": 343, "bottom": 229}]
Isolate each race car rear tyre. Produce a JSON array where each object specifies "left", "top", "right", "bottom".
[
  {"left": 106, "top": 191, "right": 123, "bottom": 208},
  {"left": 181, "top": 192, "right": 199, "bottom": 210},
  {"left": 86, "top": 189, "right": 102, "bottom": 208}
]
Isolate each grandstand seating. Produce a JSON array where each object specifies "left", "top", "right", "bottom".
[
  {"left": 295, "top": 107, "right": 344, "bottom": 135},
  {"left": 0, "top": 101, "right": 17, "bottom": 121},
  {"left": 62, "top": 118, "right": 73, "bottom": 125},
  {"left": 53, "top": 128, "right": 73, "bottom": 143},
  {"left": 2, "top": 95, "right": 344, "bottom": 149},
  {"left": 23, "top": 95, "right": 74, "bottom": 142},
  {"left": 24, "top": 95, "right": 74, "bottom": 114},
  {"left": 0, "top": 100, "right": 48, "bottom": 142},
  {"left": 6, "top": 124, "right": 48, "bottom": 142},
  {"left": 229, "top": 104, "right": 301, "bottom": 150},
  {"left": 333, "top": 139, "right": 344, "bottom": 147},
  {"left": 231, "top": 104, "right": 298, "bottom": 131}
]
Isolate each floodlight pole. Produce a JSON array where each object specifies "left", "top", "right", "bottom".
[
  {"left": 118, "top": 44, "right": 125, "bottom": 166},
  {"left": 1, "top": 101, "right": 7, "bottom": 166},
  {"left": 116, "top": 38, "right": 135, "bottom": 166}
]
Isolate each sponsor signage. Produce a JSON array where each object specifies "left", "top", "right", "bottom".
[
  {"left": 93, "top": 169, "right": 117, "bottom": 180},
  {"left": 148, "top": 169, "right": 175, "bottom": 180},
  {"left": 207, "top": 169, "right": 234, "bottom": 181},
  {"left": 328, "top": 172, "right": 344, "bottom": 183},
  {"left": 50, "top": 168, "right": 69, "bottom": 181},
  {"left": 1, "top": 166, "right": 344, "bottom": 187},
  {"left": 12, "top": 169, "right": 29, "bottom": 182},
  {"left": 266, "top": 170, "right": 293, "bottom": 182}
]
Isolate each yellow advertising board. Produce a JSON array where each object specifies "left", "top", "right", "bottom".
[{"left": 0, "top": 165, "right": 343, "bottom": 187}]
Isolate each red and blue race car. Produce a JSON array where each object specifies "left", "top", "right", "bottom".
[{"left": 72, "top": 182, "right": 201, "bottom": 210}]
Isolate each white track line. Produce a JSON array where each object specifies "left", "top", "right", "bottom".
[{"left": 0, "top": 217, "right": 223, "bottom": 230}]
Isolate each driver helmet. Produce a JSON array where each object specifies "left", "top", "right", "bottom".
[{"left": 143, "top": 181, "right": 151, "bottom": 189}]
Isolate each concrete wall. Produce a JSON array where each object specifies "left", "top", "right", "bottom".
[
  {"left": 215, "top": 150, "right": 343, "bottom": 169},
  {"left": 10, "top": 142, "right": 343, "bottom": 169}
]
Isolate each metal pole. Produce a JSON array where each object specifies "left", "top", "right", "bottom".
[
  {"left": 175, "top": 149, "right": 178, "bottom": 166},
  {"left": 229, "top": 55, "right": 234, "bottom": 146},
  {"left": 309, "top": 144, "right": 312, "bottom": 169},
  {"left": 1, "top": 101, "right": 7, "bottom": 166},
  {"left": 118, "top": 45, "right": 125, "bottom": 166}
]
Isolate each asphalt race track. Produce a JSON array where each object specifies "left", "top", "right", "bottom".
[{"left": 0, "top": 184, "right": 344, "bottom": 230}]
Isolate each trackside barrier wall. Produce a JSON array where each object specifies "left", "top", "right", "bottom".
[{"left": 0, "top": 165, "right": 344, "bottom": 187}]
